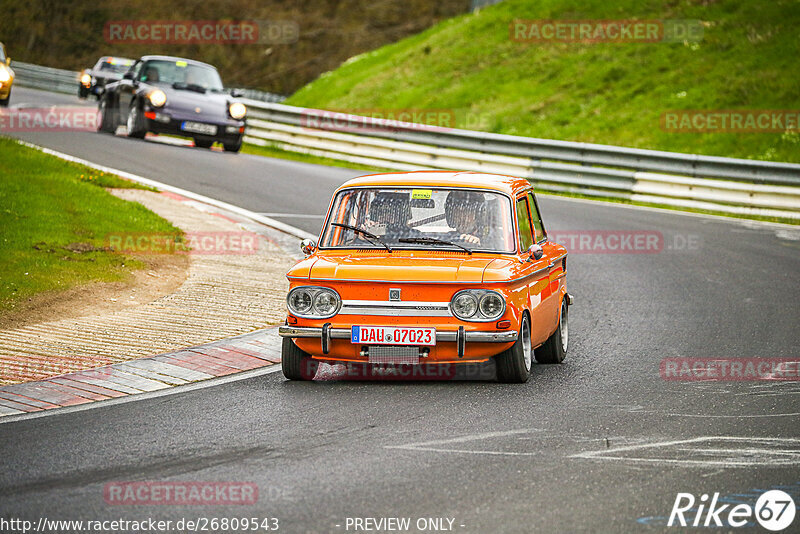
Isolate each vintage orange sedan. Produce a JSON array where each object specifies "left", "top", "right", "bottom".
[{"left": 278, "top": 171, "right": 572, "bottom": 382}]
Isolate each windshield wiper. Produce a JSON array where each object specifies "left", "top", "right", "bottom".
[
  {"left": 331, "top": 223, "right": 392, "bottom": 252},
  {"left": 172, "top": 82, "right": 207, "bottom": 93},
  {"left": 398, "top": 237, "right": 472, "bottom": 254}
]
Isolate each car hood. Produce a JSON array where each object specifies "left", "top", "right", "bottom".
[
  {"left": 290, "top": 253, "right": 500, "bottom": 283},
  {"left": 90, "top": 71, "right": 124, "bottom": 81},
  {"left": 160, "top": 87, "right": 233, "bottom": 119}
]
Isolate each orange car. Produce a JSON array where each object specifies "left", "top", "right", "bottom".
[{"left": 278, "top": 171, "right": 572, "bottom": 383}]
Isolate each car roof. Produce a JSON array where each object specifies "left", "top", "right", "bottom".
[
  {"left": 139, "top": 55, "right": 217, "bottom": 69},
  {"left": 336, "top": 171, "right": 533, "bottom": 197}
]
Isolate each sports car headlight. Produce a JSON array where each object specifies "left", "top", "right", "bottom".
[
  {"left": 148, "top": 89, "right": 167, "bottom": 107},
  {"left": 80, "top": 73, "right": 92, "bottom": 86},
  {"left": 0, "top": 67, "right": 10, "bottom": 83},
  {"left": 228, "top": 102, "right": 246, "bottom": 120},
  {"left": 287, "top": 286, "right": 341, "bottom": 318},
  {"left": 451, "top": 289, "right": 505, "bottom": 322}
]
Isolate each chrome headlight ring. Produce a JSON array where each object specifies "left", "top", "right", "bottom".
[
  {"left": 286, "top": 286, "right": 342, "bottom": 319},
  {"left": 450, "top": 289, "right": 506, "bottom": 322}
]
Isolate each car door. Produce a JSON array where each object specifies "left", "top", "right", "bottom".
[
  {"left": 514, "top": 193, "right": 553, "bottom": 346},
  {"left": 528, "top": 191, "right": 564, "bottom": 338}
]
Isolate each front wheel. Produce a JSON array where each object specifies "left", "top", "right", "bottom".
[
  {"left": 97, "top": 95, "right": 118, "bottom": 133},
  {"left": 126, "top": 102, "right": 146, "bottom": 138},
  {"left": 281, "top": 337, "right": 319, "bottom": 380},
  {"left": 535, "top": 297, "right": 569, "bottom": 364},
  {"left": 495, "top": 314, "right": 532, "bottom": 383},
  {"left": 223, "top": 137, "right": 242, "bottom": 153}
]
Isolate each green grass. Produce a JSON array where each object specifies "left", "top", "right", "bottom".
[
  {"left": 287, "top": 0, "right": 800, "bottom": 163},
  {"left": 0, "top": 137, "right": 181, "bottom": 314}
]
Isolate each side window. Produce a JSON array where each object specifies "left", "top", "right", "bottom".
[
  {"left": 528, "top": 192, "right": 546, "bottom": 242},
  {"left": 516, "top": 197, "right": 534, "bottom": 251},
  {"left": 129, "top": 61, "right": 143, "bottom": 80}
]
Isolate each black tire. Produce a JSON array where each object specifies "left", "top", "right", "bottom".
[
  {"left": 223, "top": 137, "right": 242, "bottom": 153},
  {"left": 97, "top": 95, "right": 118, "bottom": 133},
  {"left": 125, "top": 101, "right": 146, "bottom": 138},
  {"left": 78, "top": 86, "right": 89, "bottom": 99},
  {"left": 495, "top": 314, "right": 532, "bottom": 383},
  {"left": 194, "top": 138, "right": 214, "bottom": 149},
  {"left": 535, "top": 297, "right": 569, "bottom": 364},
  {"left": 281, "top": 337, "right": 319, "bottom": 381}
]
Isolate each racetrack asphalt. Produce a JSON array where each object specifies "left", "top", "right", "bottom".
[{"left": 1, "top": 86, "right": 799, "bottom": 533}]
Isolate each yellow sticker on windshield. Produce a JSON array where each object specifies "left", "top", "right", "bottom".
[
  {"left": 411, "top": 189, "right": 432, "bottom": 199},
  {"left": 176, "top": 61, "right": 188, "bottom": 67}
]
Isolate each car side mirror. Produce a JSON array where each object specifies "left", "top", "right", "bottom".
[
  {"left": 123, "top": 71, "right": 134, "bottom": 80},
  {"left": 527, "top": 244, "right": 544, "bottom": 261},
  {"left": 230, "top": 88, "right": 244, "bottom": 98},
  {"left": 300, "top": 239, "right": 317, "bottom": 256}
]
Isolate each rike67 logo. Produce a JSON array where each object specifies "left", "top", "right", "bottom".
[{"left": 669, "top": 490, "right": 796, "bottom": 531}]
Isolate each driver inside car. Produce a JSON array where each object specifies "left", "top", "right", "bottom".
[{"left": 444, "top": 191, "right": 488, "bottom": 245}]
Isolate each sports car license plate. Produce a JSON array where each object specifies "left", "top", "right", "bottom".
[
  {"left": 181, "top": 121, "right": 218, "bottom": 135},
  {"left": 351, "top": 326, "right": 436, "bottom": 346}
]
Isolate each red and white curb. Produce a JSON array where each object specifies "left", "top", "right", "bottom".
[{"left": 0, "top": 328, "right": 283, "bottom": 422}]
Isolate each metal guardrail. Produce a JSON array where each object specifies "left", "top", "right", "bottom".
[
  {"left": 11, "top": 61, "right": 286, "bottom": 103},
  {"left": 241, "top": 103, "right": 800, "bottom": 220},
  {"left": 9, "top": 61, "right": 800, "bottom": 220}
]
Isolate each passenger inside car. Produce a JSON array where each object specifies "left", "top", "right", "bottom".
[{"left": 444, "top": 191, "right": 488, "bottom": 245}]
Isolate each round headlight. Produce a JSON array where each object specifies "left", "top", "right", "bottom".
[
  {"left": 479, "top": 292, "right": 504, "bottom": 319},
  {"left": 80, "top": 73, "right": 92, "bottom": 85},
  {"left": 0, "top": 67, "right": 10, "bottom": 83},
  {"left": 452, "top": 292, "right": 478, "bottom": 319},
  {"left": 288, "top": 289, "right": 313, "bottom": 315},
  {"left": 313, "top": 290, "right": 338, "bottom": 315},
  {"left": 148, "top": 89, "right": 167, "bottom": 107},
  {"left": 229, "top": 102, "right": 246, "bottom": 120}
]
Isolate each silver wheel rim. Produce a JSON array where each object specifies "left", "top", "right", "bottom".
[
  {"left": 522, "top": 316, "right": 532, "bottom": 370},
  {"left": 127, "top": 106, "right": 137, "bottom": 133},
  {"left": 560, "top": 301, "right": 569, "bottom": 352}
]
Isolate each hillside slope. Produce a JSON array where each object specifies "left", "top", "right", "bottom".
[{"left": 287, "top": 0, "right": 800, "bottom": 163}]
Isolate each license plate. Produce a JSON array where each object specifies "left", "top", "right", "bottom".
[
  {"left": 181, "top": 121, "right": 217, "bottom": 135},
  {"left": 351, "top": 326, "right": 436, "bottom": 346}
]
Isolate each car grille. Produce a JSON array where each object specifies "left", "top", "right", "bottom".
[{"left": 368, "top": 346, "right": 420, "bottom": 365}]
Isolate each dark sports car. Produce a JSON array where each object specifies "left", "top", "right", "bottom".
[
  {"left": 97, "top": 55, "right": 247, "bottom": 153},
  {"left": 79, "top": 57, "right": 135, "bottom": 99}
]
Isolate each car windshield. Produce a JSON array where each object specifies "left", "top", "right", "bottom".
[
  {"left": 320, "top": 187, "right": 515, "bottom": 253},
  {"left": 97, "top": 58, "right": 133, "bottom": 74},
  {"left": 138, "top": 60, "right": 224, "bottom": 91}
]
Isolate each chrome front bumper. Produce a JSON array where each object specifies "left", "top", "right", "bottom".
[{"left": 278, "top": 326, "right": 518, "bottom": 343}]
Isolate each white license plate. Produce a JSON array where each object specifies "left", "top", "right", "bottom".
[
  {"left": 351, "top": 326, "right": 436, "bottom": 346},
  {"left": 181, "top": 121, "right": 218, "bottom": 135}
]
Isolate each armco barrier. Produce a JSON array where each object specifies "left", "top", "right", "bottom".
[{"left": 9, "top": 61, "right": 800, "bottom": 220}]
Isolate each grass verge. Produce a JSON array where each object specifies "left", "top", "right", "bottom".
[{"left": 0, "top": 137, "right": 182, "bottom": 315}]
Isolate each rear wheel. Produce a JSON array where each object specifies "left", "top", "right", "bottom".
[
  {"left": 194, "top": 138, "right": 213, "bottom": 149},
  {"left": 281, "top": 337, "right": 319, "bottom": 381},
  {"left": 535, "top": 297, "right": 569, "bottom": 364},
  {"left": 495, "top": 314, "right": 532, "bottom": 383},
  {"left": 125, "top": 101, "right": 146, "bottom": 138},
  {"left": 97, "top": 95, "right": 118, "bottom": 133}
]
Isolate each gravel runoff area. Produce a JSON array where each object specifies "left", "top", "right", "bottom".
[{"left": 0, "top": 189, "right": 299, "bottom": 386}]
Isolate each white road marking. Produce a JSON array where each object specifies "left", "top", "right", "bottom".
[
  {"left": 0, "top": 365, "right": 283, "bottom": 426},
  {"left": 386, "top": 429, "right": 540, "bottom": 455},
  {"left": 571, "top": 436, "right": 800, "bottom": 468}
]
